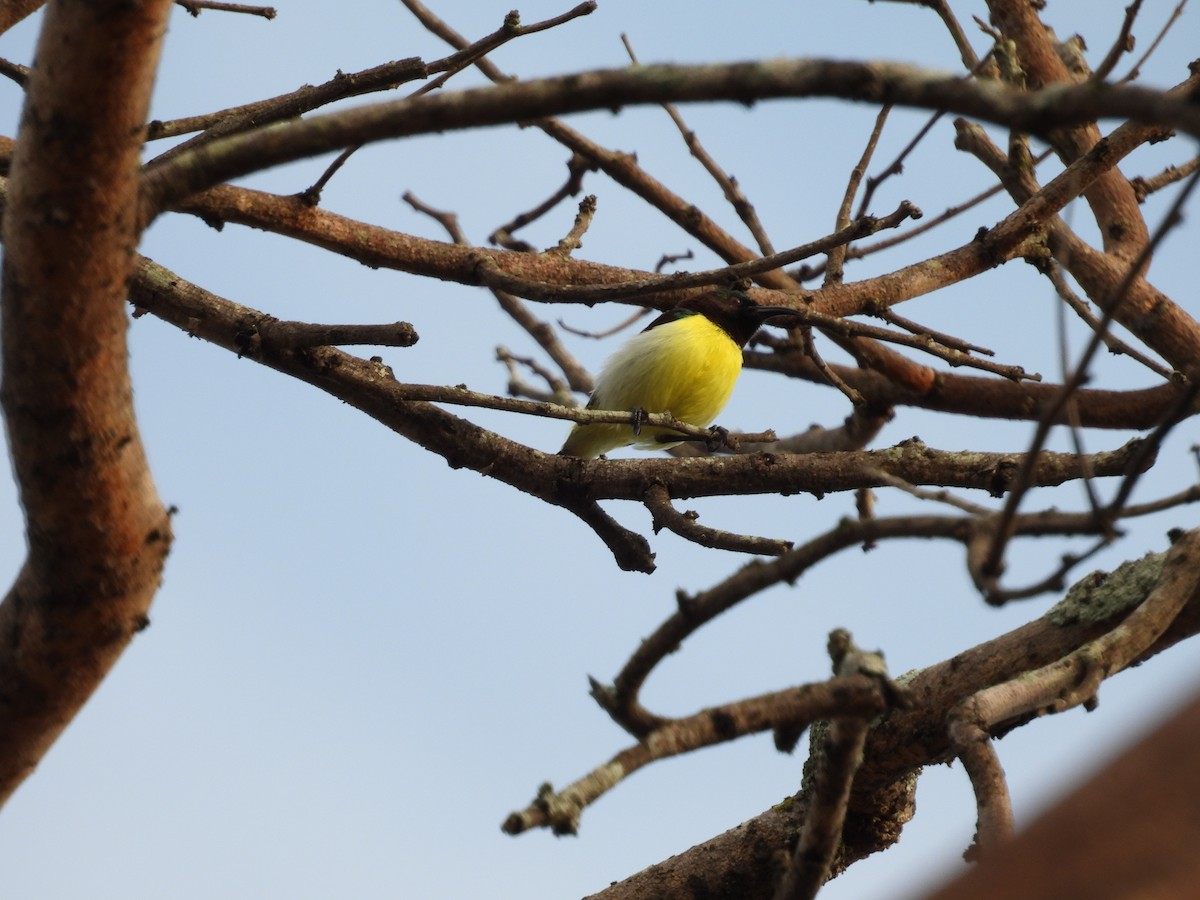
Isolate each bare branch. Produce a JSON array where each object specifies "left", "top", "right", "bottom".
[
  {"left": 774, "top": 632, "right": 907, "bottom": 900},
  {"left": 139, "top": 60, "right": 1200, "bottom": 219},
  {"left": 504, "top": 671, "right": 891, "bottom": 836},
  {"left": 174, "top": 0, "right": 276, "bottom": 18},
  {"left": 644, "top": 483, "right": 793, "bottom": 556},
  {"left": 620, "top": 32, "right": 778, "bottom": 256},
  {"left": 1090, "top": 0, "right": 1142, "bottom": 82},
  {"left": 1118, "top": 0, "right": 1189, "bottom": 83},
  {"left": 1131, "top": 155, "right": 1200, "bottom": 202},
  {"left": 828, "top": 106, "right": 889, "bottom": 284},
  {"left": 950, "top": 528, "right": 1200, "bottom": 856},
  {"left": 0, "top": 0, "right": 175, "bottom": 807}
]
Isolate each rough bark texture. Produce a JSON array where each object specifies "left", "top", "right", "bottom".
[{"left": 0, "top": 0, "right": 174, "bottom": 805}]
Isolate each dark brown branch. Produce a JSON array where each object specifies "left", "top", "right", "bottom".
[
  {"left": 589, "top": 550, "right": 1200, "bottom": 899},
  {"left": 747, "top": 350, "right": 1188, "bottom": 430},
  {"left": 175, "top": 0, "right": 276, "bottom": 18},
  {"left": 138, "top": 59, "right": 1200, "bottom": 219},
  {"left": 128, "top": 258, "right": 1160, "bottom": 583},
  {"left": 472, "top": 202, "right": 922, "bottom": 303},
  {"left": 644, "top": 483, "right": 793, "bottom": 556},
  {"left": 595, "top": 486, "right": 1179, "bottom": 736},
  {"left": 505, "top": 672, "right": 891, "bottom": 836},
  {"left": 240, "top": 319, "right": 418, "bottom": 351},
  {"left": 773, "top": 632, "right": 904, "bottom": 900},
  {"left": 128, "top": 257, "right": 655, "bottom": 572}
]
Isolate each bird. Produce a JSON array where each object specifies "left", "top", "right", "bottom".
[{"left": 559, "top": 290, "right": 781, "bottom": 458}]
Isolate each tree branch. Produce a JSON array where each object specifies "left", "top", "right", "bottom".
[
  {"left": 0, "top": 0, "right": 175, "bottom": 807},
  {"left": 139, "top": 59, "right": 1200, "bottom": 220}
]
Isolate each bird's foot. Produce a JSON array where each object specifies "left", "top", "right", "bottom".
[
  {"left": 706, "top": 425, "right": 735, "bottom": 452},
  {"left": 629, "top": 406, "right": 649, "bottom": 437}
]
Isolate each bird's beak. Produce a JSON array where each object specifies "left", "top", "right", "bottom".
[{"left": 749, "top": 305, "right": 800, "bottom": 325}]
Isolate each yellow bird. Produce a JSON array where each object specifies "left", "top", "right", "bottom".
[{"left": 559, "top": 290, "right": 780, "bottom": 458}]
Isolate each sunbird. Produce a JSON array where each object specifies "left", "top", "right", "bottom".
[{"left": 559, "top": 290, "right": 781, "bottom": 458}]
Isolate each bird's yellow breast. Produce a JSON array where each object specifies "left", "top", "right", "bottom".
[{"left": 562, "top": 313, "right": 744, "bottom": 457}]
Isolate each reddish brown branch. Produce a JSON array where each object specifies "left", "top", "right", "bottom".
[
  {"left": 986, "top": 0, "right": 1150, "bottom": 261},
  {"left": 0, "top": 0, "right": 175, "bottom": 807},
  {"left": 0, "top": 0, "right": 44, "bottom": 35}
]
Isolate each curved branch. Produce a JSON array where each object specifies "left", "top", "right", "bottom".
[
  {"left": 505, "top": 671, "right": 891, "bottom": 837},
  {"left": 140, "top": 59, "right": 1200, "bottom": 219},
  {"left": 590, "top": 549, "right": 1200, "bottom": 899},
  {"left": 129, "top": 258, "right": 1147, "bottom": 578},
  {"left": 0, "top": 0, "right": 174, "bottom": 806}
]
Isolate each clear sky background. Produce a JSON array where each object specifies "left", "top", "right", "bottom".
[{"left": 2, "top": 2, "right": 1198, "bottom": 898}]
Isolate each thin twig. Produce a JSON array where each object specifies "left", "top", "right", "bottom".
[
  {"left": 1131, "top": 156, "right": 1200, "bottom": 202},
  {"left": 977, "top": 166, "right": 1200, "bottom": 597},
  {"left": 299, "top": 4, "right": 597, "bottom": 203},
  {"left": 865, "top": 468, "right": 991, "bottom": 516},
  {"left": 1091, "top": 0, "right": 1142, "bottom": 82},
  {"left": 403, "top": 191, "right": 594, "bottom": 394},
  {"left": 489, "top": 153, "right": 594, "bottom": 251},
  {"left": 868, "top": 301, "right": 994, "bottom": 357},
  {"left": 504, "top": 671, "right": 891, "bottom": 836},
  {"left": 800, "top": 326, "right": 865, "bottom": 406},
  {"left": 621, "top": 33, "right": 778, "bottom": 256},
  {"left": 644, "top": 484, "right": 793, "bottom": 556},
  {"left": 827, "top": 106, "right": 890, "bottom": 285},
  {"left": 497, "top": 347, "right": 573, "bottom": 404},
  {"left": 548, "top": 194, "right": 597, "bottom": 256},
  {"left": 1042, "top": 260, "right": 1173, "bottom": 379},
  {"left": 754, "top": 317, "right": 1038, "bottom": 383},
  {"left": 558, "top": 307, "right": 651, "bottom": 340},
  {"left": 175, "top": 0, "right": 276, "bottom": 18},
  {"left": 474, "top": 201, "right": 922, "bottom": 304},
  {"left": 855, "top": 49, "right": 997, "bottom": 220},
  {"left": 0, "top": 56, "right": 29, "bottom": 87},
  {"left": 1119, "top": 0, "right": 1189, "bottom": 83}
]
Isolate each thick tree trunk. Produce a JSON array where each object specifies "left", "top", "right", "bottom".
[{"left": 0, "top": 0, "right": 175, "bottom": 806}]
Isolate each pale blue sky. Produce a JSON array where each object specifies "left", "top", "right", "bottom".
[{"left": 1, "top": 2, "right": 1198, "bottom": 898}]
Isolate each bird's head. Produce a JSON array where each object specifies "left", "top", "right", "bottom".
[{"left": 681, "top": 289, "right": 790, "bottom": 347}]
